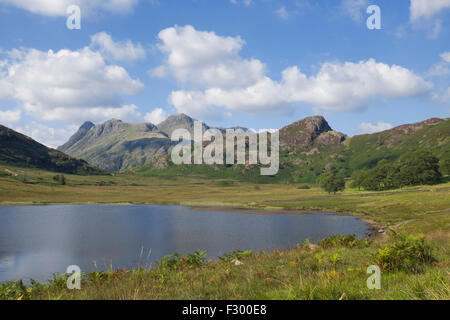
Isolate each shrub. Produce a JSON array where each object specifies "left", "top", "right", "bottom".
[
  {"left": 97, "top": 181, "right": 117, "bottom": 186},
  {"left": 53, "top": 174, "right": 66, "bottom": 185},
  {"left": 158, "top": 253, "right": 183, "bottom": 270},
  {"left": 318, "top": 234, "right": 370, "bottom": 249},
  {"left": 218, "top": 250, "right": 253, "bottom": 262},
  {"left": 376, "top": 233, "right": 434, "bottom": 273},
  {"left": 296, "top": 185, "right": 311, "bottom": 190},
  {"left": 0, "top": 280, "right": 28, "bottom": 300},
  {"left": 216, "top": 181, "right": 233, "bottom": 187},
  {"left": 186, "top": 250, "right": 207, "bottom": 266},
  {"left": 0, "top": 171, "right": 11, "bottom": 177},
  {"left": 158, "top": 250, "right": 208, "bottom": 270}
]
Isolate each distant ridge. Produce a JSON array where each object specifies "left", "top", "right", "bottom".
[
  {"left": 56, "top": 114, "right": 450, "bottom": 180},
  {"left": 0, "top": 124, "right": 104, "bottom": 174},
  {"left": 57, "top": 114, "right": 250, "bottom": 171}
]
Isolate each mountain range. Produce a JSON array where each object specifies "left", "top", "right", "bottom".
[
  {"left": 1, "top": 114, "right": 448, "bottom": 182},
  {"left": 57, "top": 114, "right": 246, "bottom": 171}
]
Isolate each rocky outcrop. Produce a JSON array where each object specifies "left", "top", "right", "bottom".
[
  {"left": 157, "top": 113, "right": 208, "bottom": 137},
  {"left": 57, "top": 119, "right": 173, "bottom": 171},
  {"left": 58, "top": 121, "right": 94, "bottom": 152},
  {"left": 392, "top": 118, "right": 443, "bottom": 135},
  {"left": 279, "top": 116, "right": 346, "bottom": 151}
]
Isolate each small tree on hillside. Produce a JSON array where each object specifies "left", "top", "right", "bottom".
[{"left": 318, "top": 171, "right": 346, "bottom": 195}]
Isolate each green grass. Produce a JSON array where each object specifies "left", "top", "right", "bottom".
[
  {"left": 0, "top": 164, "right": 448, "bottom": 300},
  {"left": 1, "top": 233, "right": 448, "bottom": 300}
]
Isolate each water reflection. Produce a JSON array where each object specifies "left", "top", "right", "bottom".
[{"left": 0, "top": 205, "right": 369, "bottom": 283}]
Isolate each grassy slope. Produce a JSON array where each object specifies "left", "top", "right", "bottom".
[
  {"left": 0, "top": 125, "right": 104, "bottom": 175},
  {"left": 0, "top": 165, "right": 449, "bottom": 300},
  {"left": 129, "top": 118, "right": 450, "bottom": 184},
  {"left": 28, "top": 239, "right": 448, "bottom": 300}
]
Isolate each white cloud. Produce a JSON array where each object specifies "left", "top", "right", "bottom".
[
  {"left": 230, "top": 0, "right": 253, "bottom": 6},
  {"left": 169, "top": 59, "right": 433, "bottom": 119},
  {"left": 0, "top": 109, "right": 21, "bottom": 124},
  {"left": 90, "top": 32, "right": 146, "bottom": 62},
  {"left": 0, "top": 0, "right": 140, "bottom": 17},
  {"left": 431, "top": 86, "right": 450, "bottom": 103},
  {"left": 441, "top": 52, "right": 450, "bottom": 63},
  {"left": 275, "top": 6, "right": 290, "bottom": 20},
  {"left": 144, "top": 108, "right": 167, "bottom": 125},
  {"left": 150, "top": 25, "right": 266, "bottom": 89},
  {"left": 28, "top": 104, "right": 143, "bottom": 123},
  {"left": 358, "top": 122, "right": 393, "bottom": 134},
  {"left": 410, "top": 0, "right": 450, "bottom": 21},
  {"left": 152, "top": 26, "right": 432, "bottom": 120},
  {"left": 341, "top": 0, "right": 368, "bottom": 22},
  {"left": 13, "top": 122, "right": 78, "bottom": 148},
  {"left": 0, "top": 46, "right": 143, "bottom": 122},
  {"left": 428, "top": 51, "right": 450, "bottom": 77}
]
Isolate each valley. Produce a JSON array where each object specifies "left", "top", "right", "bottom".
[{"left": 0, "top": 115, "right": 449, "bottom": 300}]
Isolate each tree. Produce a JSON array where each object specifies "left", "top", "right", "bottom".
[
  {"left": 350, "top": 170, "right": 368, "bottom": 191},
  {"left": 53, "top": 174, "right": 66, "bottom": 185},
  {"left": 318, "top": 171, "right": 346, "bottom": 195},
  {"left": 358, "top": 160, "right": 401, "bottom": 191},
  {"left": 398, "top": 150, "right": 441, "bottom": 186},
  {"left": 355, "top": 150, "right": 442, "bottom": 191}
]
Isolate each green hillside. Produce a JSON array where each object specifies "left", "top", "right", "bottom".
[
  {"left": 133, "top": 117, "right": 450, "bottom": 184},
  {"left": 0, "top": 124, "right": 105, "bottom": 175}
]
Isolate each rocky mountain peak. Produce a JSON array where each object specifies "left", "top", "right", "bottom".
[
  {"left": 279, "top": 115, "right": 339, "bottom": 150},
  {"left": 80, "top": 121, "right": 95, "bottom": 131},
  {"left": 157, "top": 113, "right": 208, "bottom": 137},
  {"left": 58, "top": 121, "right": 95, "bottom": 152}
]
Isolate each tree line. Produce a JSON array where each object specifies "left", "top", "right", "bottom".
[{"left": 317, "top": 151, "right": 449, "bottom": 194}]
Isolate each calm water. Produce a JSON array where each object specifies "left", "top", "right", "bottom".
[{"left": 0, "top": 205, "right": 369, "bottom": 283}]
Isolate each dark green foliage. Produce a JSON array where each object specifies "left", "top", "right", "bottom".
[
  {"left": 350, "top": 170, "right": 368, "bottom": 190},
  {"left": 376, "top": 233, "right": 434, "bottom": 273},
  {"left": 397, "top": 150, "right": 441, "bottom": 186},
  {"left": 439, "top": 158, "right": 450, "bottom": 175},
  {"left": 352, "top": 151, "right": 442, "bottom": 191},
  {"left": 96, "top": 180, "right": 117, "bottom": 186},
  {"left": 359, "top": 160, "right": 401, "bottom": 191},
  {"left": 0, "top": 279, "right": 45, "bottom": 300},
  {"left": 186, "top": 250, "right": 208, "bottom": 266},
  {"left": 218, "top": 250, "right": 253, "bottom": 262},
  {"left": 158, "top": 250, "right": 208, "bottom": 270},
  {"left": 216, "top": 181, "right": 234, "bottom": 187},
  {"left": 52, "top": 174, "right": 66, "bottom": 185},
  {"left": 0, "top": 280, "right": 28, "bottom": 300},
  {"left": 318, "top": 171, "right": 346, "bottom": 194},
  {"left": 318, "top": 234, "right": 370, "bottom": 249}
]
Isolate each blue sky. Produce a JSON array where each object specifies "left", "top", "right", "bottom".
[{"left": 0, "top": 0, "right": 449, "bottom": 147}]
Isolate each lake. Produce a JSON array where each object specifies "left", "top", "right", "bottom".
[{"left": 0, "top": 205, "right": 370, "bottom": 283}]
